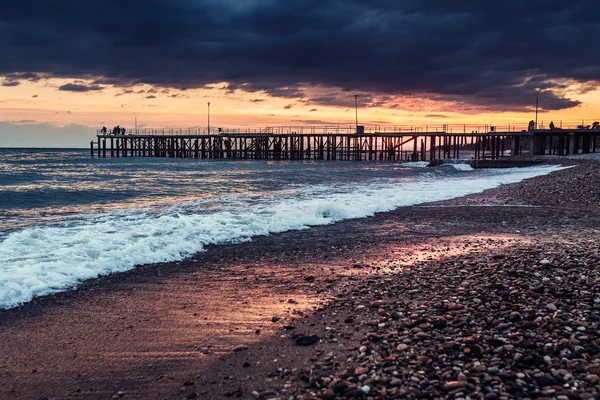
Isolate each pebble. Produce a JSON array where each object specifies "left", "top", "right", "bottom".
[
  {"left": 220, "top": 180, "right": 600, "bottom": 400},
  {"left": 294, "top": 335, "right": 320, "bottom": 346}
]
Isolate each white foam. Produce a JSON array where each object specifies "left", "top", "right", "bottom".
[
  {"left": 450, "top": 163, "right": 475, "bottom": 171},
  {"left": 0, "top": 165, "right": 564, "bottom": 309}
]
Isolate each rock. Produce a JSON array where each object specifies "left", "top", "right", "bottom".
[
  {"left": 354, "top": 367, "right": 369, "bottom": 375},
  {"left": 332, "top": 381, "right": 349, "bottom": 394},
  {"left": 319, "top": 389, "right": 336, "bottom": 400},
  {"left": 232, "top": 345, "right": 248, "bottom": 352},
  {"left": 295, "top": 335, "right": 320, "bottom": 346},
  {"left": 258, "top": 389, "right": 277, "bottom": 399},
  {"left": 442, "top": 381, "right": 468, "bottom": 391},
  {"left": 432, "top": 318, "right": 447, "bottom": 329},
  {"left": 522, "top": 320, "right": 539, "bottom": 329},
  {"left": 304, "top": 276, "right": 316, "bottom": 282},
  {"left": 344, "top": 389, "right": 365, "bottom": 398},
  {"left": 547, "top": 303, "right": 557, "bottom": 311}
]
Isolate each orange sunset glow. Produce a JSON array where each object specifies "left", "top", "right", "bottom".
[{"left": 2, "top": 76, "right": 600, "bottom": 147}]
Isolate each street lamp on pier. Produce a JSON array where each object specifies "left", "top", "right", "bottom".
[
  {"left": 535, "top": 88, "right": 540, "bottom": 129},
  {"left": 354, "top": 95, "right": 358, "bottom": 133},
  {"left": 208, "top": 102, "right": 211, "bottom": 134}
]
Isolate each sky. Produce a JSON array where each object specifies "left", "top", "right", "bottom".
[{"left": 1, "top": 0, "right": 600, "bottom": 147}]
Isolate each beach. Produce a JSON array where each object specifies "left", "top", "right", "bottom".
[{"left": 1, "top": 157, "right": 599, "bottom": 399}]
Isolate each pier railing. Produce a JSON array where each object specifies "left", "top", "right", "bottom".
[{"left": 97, "top": 120, "right": 599, "bottom": 137}]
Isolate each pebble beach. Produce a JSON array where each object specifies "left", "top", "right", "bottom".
[{"left": 1, "top": 156, "right": 599, "bottom": 400}]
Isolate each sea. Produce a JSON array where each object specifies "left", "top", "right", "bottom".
[{"left": 0, "top": 148, "right": 563, "bottom": 309}]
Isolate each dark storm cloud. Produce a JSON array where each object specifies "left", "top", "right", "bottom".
[
  {"left": 1, "top": 0, "right": 599, "bottom": 111},
  {"left": 2, "top": 80, "right": 20, "bottom": 87},
  {"left": 58, "top": 83, "right": 104, "bottom": 92}
]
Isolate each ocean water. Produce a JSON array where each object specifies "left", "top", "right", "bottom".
[{"left": 0, "top": 148, "right": 563, "bottom": 309}]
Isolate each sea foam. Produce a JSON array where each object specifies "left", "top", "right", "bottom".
[{"left": 0, "top": 165, "right": 563, "bottom": 309}]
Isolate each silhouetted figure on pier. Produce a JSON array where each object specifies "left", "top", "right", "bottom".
[
  {"left": 549, "top": 121, "right": 555, "bottom": 130},
  {"left": 592, "top": 121, "right": 600, "bottom": 130},
  {"left": 121, "top": 127, "right": 126, "bottom": 135},
  {"left": 101, "top": 126, "right": 107, "bottom": 134},
  {"left": 528, "top": 120, "right": 535, "bottom": 132}
]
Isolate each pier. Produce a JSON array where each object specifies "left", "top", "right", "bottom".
[{"left": 91, "top": 124, "right": 600, "bottom": 162}]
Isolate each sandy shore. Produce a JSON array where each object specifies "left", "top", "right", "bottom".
[{"left": 1, "top": 157, "right": 599, "bottom": 399}]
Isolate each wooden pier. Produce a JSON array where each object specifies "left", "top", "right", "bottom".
[{"left": 91, "top": 126, "right": 600, "bottom": 162}]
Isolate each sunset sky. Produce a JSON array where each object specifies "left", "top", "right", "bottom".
[{"left": 1, "top": 0, "right": 599, "bottom": 147}]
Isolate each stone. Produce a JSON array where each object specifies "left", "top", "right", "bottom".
[
  {"left": 295, "top": 335, "right": 320, "bottom": 346},
  {"left": 319, "top": 389, "right": 336, "bottom": 400}
]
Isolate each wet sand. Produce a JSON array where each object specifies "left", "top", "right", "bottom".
[{"left": 1, "top": 158, "right": 599, "bottom": 399}]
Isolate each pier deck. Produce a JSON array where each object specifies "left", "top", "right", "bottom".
[{"left": 91, "top": 127, "right": 600, "bottom": 161}]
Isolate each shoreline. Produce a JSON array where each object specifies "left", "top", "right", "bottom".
[{"left": 0, "top": 157, "right": 599, "bottom": 399}]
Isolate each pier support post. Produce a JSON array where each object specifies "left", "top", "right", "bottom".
[
  {"left": 412, "top": 137, "right": 417, "bottom": 161},
  {"left": 582, "top": 134, "right": 591, "bottom": 153},
  {"left": 569, "top": 133, "right": 577, "bottom": 155},
  {"left": 90, "top": 141, "right": 94, "bottom": 158}
]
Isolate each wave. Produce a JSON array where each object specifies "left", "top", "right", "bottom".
[{"left": 0, "top": 165, "right": 564, "bottom": 309}]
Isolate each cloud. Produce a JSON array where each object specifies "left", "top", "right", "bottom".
[
  {"left": 290, "top": 119, "right": 332, "bottom": 124},
  {"left": 2, "top": 80, "right": 20, "bottom": 86},
  {"left": 309, "top": 108, "right": 318, "bottom": 112},
  {"left": 250, "top": 99, "right": 265, "bottom": 102},
  {"left": 0, "top": 0, "right": 598, "bottom": 111},
  {"left": 32, "top": 94, "right": 38, "bottom": 98},
  {"left": 58, "top": 83, "right": 104, "bottom": 92},
  {"left": 146, "top": 95, "right": 156, "bottom": 99},
  {"left": 425, "top": 114, "right": 449, "bottom": 118},
  {"left": 284, "top": 103, "right": 294, "bottom": 109}
]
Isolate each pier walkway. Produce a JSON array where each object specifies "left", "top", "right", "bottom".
[{"left": 91, "top": 124, "right": 600, "bottom": 162}]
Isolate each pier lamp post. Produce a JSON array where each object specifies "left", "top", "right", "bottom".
[
  {"left": 208, "top": 102, "right": 211, "bottom": 134},
  {"left": 535, "top": 88, "right": 540, "bottom": 129},
  {"left": 354, "top": 95, "right": 358, "bottom": 132}
]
